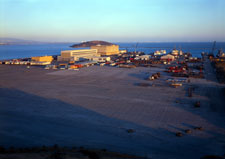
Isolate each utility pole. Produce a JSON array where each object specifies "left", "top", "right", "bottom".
[{"left": 211, "top": 41, "right": 216, "bottom": 55}]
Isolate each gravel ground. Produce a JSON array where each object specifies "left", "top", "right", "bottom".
[{"left": 0, "top": 64, "right": 225, "bottom": 159}]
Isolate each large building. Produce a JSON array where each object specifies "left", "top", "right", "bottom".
[
  {"left": 91, "top": 45, "right": 119, "bottom": 56},
  {"left": 57, "top": 49, "right": 99, "bottom": 62}
]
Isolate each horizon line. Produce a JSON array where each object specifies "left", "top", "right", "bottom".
[{"left": 0, "top": 37, "right": 225, "bottom": 43}]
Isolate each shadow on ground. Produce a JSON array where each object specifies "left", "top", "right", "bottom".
[{"left": 0, "top": 87, "right": 224, "bottom": 159}]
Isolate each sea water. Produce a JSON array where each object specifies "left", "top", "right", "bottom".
[{"left": 0, "top": 42, "right": 225, "bottom": 60}]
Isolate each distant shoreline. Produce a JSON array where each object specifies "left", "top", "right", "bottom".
[
  {"left": 0, "top": 42, "right": 73, "bottom": 46},
  {"left": 0, "top": 43, "right": 9, "bottom": 45},
  {"left": 0, "top": 42, "right": 224, "bottom": 60}
]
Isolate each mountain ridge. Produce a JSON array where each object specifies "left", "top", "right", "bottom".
[{"left": 71, "top": 40, "right": 115, "bottom": 48}]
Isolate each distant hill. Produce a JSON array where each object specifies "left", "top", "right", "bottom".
[
  {"left": 71, "top": 40, "right": 114, "bottom": 48},
  {"left": 0, "top": 37, "right": 47, "bottom": 45}
]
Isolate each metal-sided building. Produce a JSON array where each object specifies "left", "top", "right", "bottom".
[
  {"left": 57, "top": 49, "right": 99, "bottom": 62},
  {"left": 90, "top": 56, "right": 111, "bottom": 62},
  {"left": 31, "top": 56, "right": 53, "bottom": 62}
]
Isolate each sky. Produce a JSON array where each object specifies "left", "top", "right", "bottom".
[{"left": 0, "top": 0, "right": 225, "bottom": 42}]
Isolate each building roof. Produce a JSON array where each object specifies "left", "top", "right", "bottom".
[{"left": 161, "top": 54, "right": 175, "bottom": 59}]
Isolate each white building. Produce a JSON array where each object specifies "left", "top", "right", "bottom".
[
  {"left": 90, "top": 56, "right": 111, "bottom": 62},
  {"left": 161, "top": 54, "right": 175, "bottom": 61},
  {"left": 134, "top": 55, "right": 151, "bottom": 60}
]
